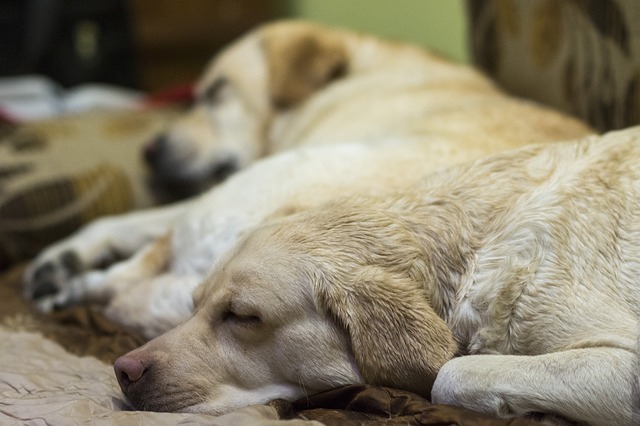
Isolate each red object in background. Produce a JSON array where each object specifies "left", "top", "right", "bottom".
[
  {"left": 0, "top": 109, "right": 19, "bottom": 124},
  {"left": 141, "top": 83, "right": 194, "bottom": 108}
]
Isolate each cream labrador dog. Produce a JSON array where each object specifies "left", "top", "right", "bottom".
[
  {"left": 114, "top": 128, "right": 640, "bottom": 425},
  {"left": 143, "top": 20, "right": 588, "bottom": 193},
  {"left": 23, "top": 20, "right": 591, "bottom": 338}
]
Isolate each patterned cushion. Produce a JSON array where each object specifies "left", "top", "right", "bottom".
[
  {"left": 467, "top": 0, "right": 640, "bottom": 131},
  {"left": 0, "top": 107, "right": 180, "bottom": 269}
]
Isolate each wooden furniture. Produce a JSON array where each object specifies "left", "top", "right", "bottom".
[{"left": 129, "top": 0, "right": 271, "bottom": 91}]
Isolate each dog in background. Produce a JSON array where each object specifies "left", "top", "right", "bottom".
[
  {"left": 141, "top": 20, "right": 590, "bottom": 195},
  {"left": 24, "top": 20, "right": 591, "bottom": 340}
]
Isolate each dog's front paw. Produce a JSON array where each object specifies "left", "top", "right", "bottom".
[
  {"left": 24, "top": 244, "right": 114, "bottom": 312},
  {"left": 431, "top": 358, "right": 517, "bottom": 418},
  {"left": 24, "top": 249, "right": 83, "bottom": 304}
]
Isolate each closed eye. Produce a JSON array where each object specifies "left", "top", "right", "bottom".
[
  {"left": 223, "top": 310, "right": 262, "bottom": 328},
  {"left": 199, "top": 77, "right": 228, "bottom": 105}
]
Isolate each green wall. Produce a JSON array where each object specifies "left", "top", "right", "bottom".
[{"left": 272, "top": 0, "right": 469, "bottom": 63}]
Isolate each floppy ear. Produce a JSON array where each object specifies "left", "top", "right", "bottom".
[
  {"left": 263, "top": 26, "right": 348, "bottom": 109},
  {"left": 316, "top": 265, "right": 457, "bottom": 397}
]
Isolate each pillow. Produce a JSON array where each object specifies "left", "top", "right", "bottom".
[
  {"left": 467, "top": 0, "right": 640, "bottom": 131},
  {"left": 0, "top": 107, "right": 180, "bottom": 269}
]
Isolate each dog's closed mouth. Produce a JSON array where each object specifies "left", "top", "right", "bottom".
[
  {"left": 209, "top": 158, "right": 238, "bottom": 182},
  {"left": 146, "top": 157, "right": 239, "bottom": 203}
]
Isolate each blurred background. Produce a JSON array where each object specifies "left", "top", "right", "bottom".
[
  {"left": 3, "top": 0, "right": 638, "bottom": 270},
  {"left": 0, "top": 0, "right": 468, "bottom": 92}
]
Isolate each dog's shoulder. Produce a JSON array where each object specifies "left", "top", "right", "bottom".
[{"left": 461, "top": 129, "right": 640, "bottom": 355}]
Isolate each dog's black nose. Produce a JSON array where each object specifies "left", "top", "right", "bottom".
[
  {"left": 143, "top": 135, "right": 167, "bottom": 167},
  {"left": 114, "top": 355, "right": 148, "bottom": 394}
]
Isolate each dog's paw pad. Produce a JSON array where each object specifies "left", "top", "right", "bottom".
[
  {"left": 32, "top": 280, "right": 60, "bottom": 300},
  {"left": 26, "top": 250, "right": 84, "bottom": 302},
  {"left": 59, "top": 250, "right": 83, "bottom": 275},
  {"left": 33, "top": 285, "right": 77, "bottom": 313},
  {"left": 52, "top": 300, "right": 71, "bottom": 312},
  {"left": 31, "top": 261, "right": 55, "bottom": 282},
  {"left": 29, "top": 261, "right": 60, "bottom": 298}
]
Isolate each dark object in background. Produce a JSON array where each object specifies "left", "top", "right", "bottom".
[
  {"left": 129, "top": 0, "right": 271, "bottom": 91},
  {"left": 0, "top": 0, "right": 138, "bottom": 88},
  {"left": 0, "top": 0, "right": 271, "bottom": 91}
]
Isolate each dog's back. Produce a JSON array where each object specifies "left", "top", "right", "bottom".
[{"left": 265, "top": 21, "right": 593, "bottom": 154}]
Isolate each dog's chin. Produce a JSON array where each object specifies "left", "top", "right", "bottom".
[
  {"left": 147, "top": 160, "right": 239, "bottom": 203},
  {"left": 124, "top": 395, "right": 245, "bottom": 417},
  {"left": 147, "top": 174, "right": 208, "bottom": 203},
  {"left": 124, "top": 390, "right": 206, "bottom": 414}
]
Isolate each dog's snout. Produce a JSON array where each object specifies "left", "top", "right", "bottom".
[
  {"left": 143, "top": 135, "right": 167, "bottom": 166},
  {"left": 114, "top": 355, "right": 148, "bottom": 393}
]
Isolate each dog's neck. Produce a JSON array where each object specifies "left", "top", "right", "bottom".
[
  {"left": 265, "top": 34, "right": 479, "bottom": 154},
  {"left": 344, "top": 34, "right": 439, "bottom": 75}
]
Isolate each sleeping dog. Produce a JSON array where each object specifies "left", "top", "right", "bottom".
[
  {"left": 114, "top": 127, "right": 640, "bottom": 425},
  {"left": 23, "top": 21, "right": 591, "bottom": 338},
  {"left": 143, "top": 20, "right": 590, "bottom": 193}
]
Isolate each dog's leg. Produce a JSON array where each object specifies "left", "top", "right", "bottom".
[
  {"left": 24, "top": 200, "right": 192, "bottom": 307},
  {"left": 34, "top": 233, "right": 175, "bottom": 312},
  {"left": 104, "top": 271, "right": 202, "bottom": 339},
  {"left": 431, "top": 348, "right": 636, "bottom": 426},
  {"left": 634, "top": 332, "right": 640, "bottom": 425},
  {"left": 36, "top": 232, "right": 200, "bottom": 339}
]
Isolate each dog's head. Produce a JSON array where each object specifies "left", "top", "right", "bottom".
[
  {"left": 144, "top": 21, "right": 349, "bottom": 195},
  {"left": 113, "top": 202, "right": 457, "bottom": 414}
]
